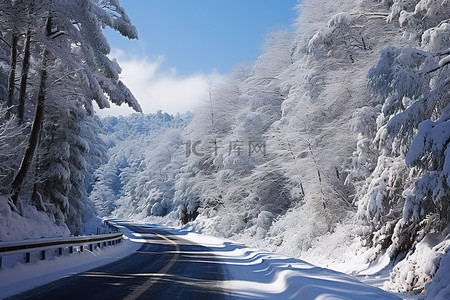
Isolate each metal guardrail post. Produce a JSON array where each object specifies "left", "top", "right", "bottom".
[
  {"left": 25, "top": 253, "right": 30, "bottom": 263},
  {"left": 41, "top": 250, "right": 45, "bottom": 260}
]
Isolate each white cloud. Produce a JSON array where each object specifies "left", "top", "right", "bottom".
[{"left": 95, "top": 49, "right": 224, "bottom": 117}]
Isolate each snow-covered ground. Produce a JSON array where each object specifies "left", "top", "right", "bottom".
[
  {"left": 0, "top": 221, "right": 406, "bottom": 299},
  {"left": 153, "top": 223, "right": 403, "bottom": 300}
]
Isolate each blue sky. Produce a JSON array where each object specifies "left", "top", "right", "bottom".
[{"left": 100, "top": 0, "right": 299, "bottom": 116}]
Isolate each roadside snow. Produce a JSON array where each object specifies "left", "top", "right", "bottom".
[
  {"left": 0, "top": 199, "right": 69, "bottom": 241},
  {"left": 149, "top": 223, "right": 402, "bottom": 299}
]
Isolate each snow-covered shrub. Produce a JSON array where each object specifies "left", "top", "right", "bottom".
[
  {"left": 385, "top": 233, "right": 450, "bottom": 294},
  {"left": 424, "top": 243, "right": 450, "bottom": 300}
]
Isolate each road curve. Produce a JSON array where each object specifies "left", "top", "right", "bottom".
[{"left": 7, "top": 224, "right": 230, "bottom": 300}]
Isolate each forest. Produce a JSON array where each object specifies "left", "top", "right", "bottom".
[
  {"left": 0, "top": 0, "right": 141, "bottom": 236},
  {"left": 0, "top": 0, "right": 449, "bottom": 298}
]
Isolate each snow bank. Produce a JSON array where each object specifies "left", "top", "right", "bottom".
[
  {"left": 385, "top": 232, "right": 450, "bottom": 295},
  {"left": 424, "top": 250, "right": 450, "bottom": 300},
  {"left": 150, "top": 223, "right": 401, "bottom": 300},
  {"left": 0, "top": 198, "right": 69, "bottom": 241}
]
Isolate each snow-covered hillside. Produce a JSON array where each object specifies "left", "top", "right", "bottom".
[{"left": 91, "top": 112, "right": 192, "bottom": 219}]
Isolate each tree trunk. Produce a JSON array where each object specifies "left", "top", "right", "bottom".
[
  {"left": 18, "top": 29, "right": 32, "bottom": 124},
  {"left": 10, "top": 16, "right": 53, "bottom": 205},
  {"left": 31, "top": 120, "right": 45, "bottom": 210},
  {"left": 6, "top": 33, "right": 18, "bottom": 118},
  {"left": 10, "top": 47, "right": 49, "bottom": 204}
]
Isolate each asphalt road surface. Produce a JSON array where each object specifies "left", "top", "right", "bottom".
[{"left": 7, "top": 224, "right": 230, "bottom": 300}]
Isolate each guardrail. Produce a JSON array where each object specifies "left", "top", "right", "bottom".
[{"left": 0, "top": 232, "right": 123, "bottom": 268}]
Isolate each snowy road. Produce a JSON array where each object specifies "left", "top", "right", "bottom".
[
  {"left": 6, "top": 224, "right": 229, "bottom": 300},
  {"left": 4, "top": 222, "right": 401, "bottom": 300}
]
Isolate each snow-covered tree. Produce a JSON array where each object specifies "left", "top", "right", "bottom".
[
  {"left": 91, "top": 113, "right": 191, "bottom": 220},
  {"left": 348, "top": 0, "right": 449, "bottom": 294},
  {"left": 0, "top": 106, "right": 24, "bottom": 195},
  {"left": 351, "top": 0, "right": 449, "bottom": 249},
  {"left": 0, "top": 0, "right": 140, "bottom": 235}
]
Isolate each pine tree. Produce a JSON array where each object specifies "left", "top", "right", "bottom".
[{"left": 2, "top": 0, "right": 140, "bottom": 234}]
